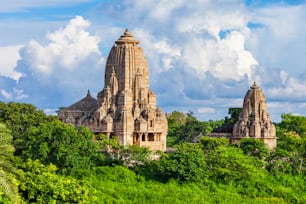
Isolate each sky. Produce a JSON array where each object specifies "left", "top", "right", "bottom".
[{"left": 1, "top": 0, "right": 306, "bottom": 122}]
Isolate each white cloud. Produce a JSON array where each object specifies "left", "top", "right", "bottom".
[
  {"left": 247, "top": 4, "right": 306, "bottom": 76},
  {"left": 13, "top": 88, "right": 28, "bottom": 100},
  {"left": 20, "top": 16, "right": 101, "bottom": 76},
  {"left": 0, "top": 89, "right": 12, "bottom": 100},
  {"left": 198, "top": 107, "right": 216, "bottom": 114},
  {"left": 133, "top": 29, "right": 181, "bottom": 72},
  {"left": 0, "top": 45, "right": 23, "bottom": 80},
  {"left": 180, "top": 30, "right": 258, "bottom": 81},
  {"left": 10, "top": 16, "right": 104, "bottom": 107},
  {"left": 268, "top": 77, "right": 306, "bottom": 99}
]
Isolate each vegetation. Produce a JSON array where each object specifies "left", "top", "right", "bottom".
[
  {"left": 0, "top": 102, "right": 305, "bottom": 203},
  {"left": 0, "top": 123, "right": 20, "bottom": 203}
]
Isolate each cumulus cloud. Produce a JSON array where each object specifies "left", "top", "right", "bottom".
[
  {"left": 10, "top": 16, "right": 104, "bottom": 107},
  {"left": 247, "top": 4, "right": 306, "bottom": 75},
  {"left": 19, "top": 16, "right": 101, "bottom": 76},
  {"left": 0, "top": 45, "right": 23, "bottom": 80}
]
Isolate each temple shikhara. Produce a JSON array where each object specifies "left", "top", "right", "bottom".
[
  {"left": 232, "top": 82, "right": 277, "bottom": 149},
  {"left": 58, "top": 29, "right": 168, "bottom": 151}
]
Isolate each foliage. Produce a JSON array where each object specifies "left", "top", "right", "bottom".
[
  {"left": 213, "top": 107, "right": 242, "bottom": 133},
  {"left": 18, "top": 159, "right": 96, "bottom": 203},
  {"left": 0, "top": 102, "right": 56, "bottom": 155},
  {"left": 205, "top": 146, "right": 267, "bottom": 184},
  {"left": 157, "top": 143, "right": 207, "bottom": 182},
  {"left": 19, "top": 120, "right": 100, "bottom": 175},
  {"left": 224, "top": 107, "right": 242, "bottom": 125},
  {"left": 167, "top": 111, "right": 225, "bottom": 146},
  {"left": 171, "top": 112, "right": 206, "bottom": 144},
  {"left": 0, "top": 123, "right": 20, "bottom": 203},
  {"left": 236, "top": 138, "right": 269, "bottom": 159},
  {"left": 86, "top": 165, "right": 304, "bottom": 204},
  {"left": 279, "top": 113, "right": 306, "bottom": 138},
  {"left": 266, "top": 127, "right": 305, "bottom": 176},
  {"left": 200, "top": 136, "right": 229, "bottom": 151},
  {"left": 0, "top": 101, "right": 305, "bottom": 203}
]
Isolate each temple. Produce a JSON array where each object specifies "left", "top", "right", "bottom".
[
  {"left": 232, "top": 82, "right": 277, "bottom": 149},
  {"left": 58, "top": 29, "right": 168, "bottom": 151}
]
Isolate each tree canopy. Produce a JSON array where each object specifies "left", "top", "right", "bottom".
[{"left": 0, "top": 102, "right": 305, "bottom": 203}]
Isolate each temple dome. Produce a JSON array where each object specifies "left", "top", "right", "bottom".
[
  {"left": 64, "top": 90, "right": 97, "bottom": 112},
  {"left": 115, "top": 28, "right": 139, "bottom": 45}
]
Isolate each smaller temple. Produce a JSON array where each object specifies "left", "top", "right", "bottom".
[
  {"left": 232, "top": 82, "right": 277, "bottom": 149},
  {"left": 58, "top": 90, "right": 97, "bottom": 127}
]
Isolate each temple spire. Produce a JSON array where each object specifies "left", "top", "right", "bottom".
[{"left": 251, "top": 81, "right": 259, "bottom": 89}]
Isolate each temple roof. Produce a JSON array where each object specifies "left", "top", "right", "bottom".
[
  {"left": 64, "top": 90, "right": 97, "bottom": 112},
  {"left": 115, "top": 28, "right": 139, "bottom": 45},
  {"left": 251, "top": 81, "right": 260, "bottom": 89}
]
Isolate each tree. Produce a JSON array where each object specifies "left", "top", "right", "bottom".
[
  {"left": 266, "top": 127, "right": 305, "bottom": 176},
  {"left": 205, "top": 146, "right": 266, "bottom": 184},
  {"left": 0, "top": 123, "right": 20, "bottom": 203},
  {"left": 0, "top": 102, "right": 56, "bottom": 155},
  {"left": 19, "top": 120, "right": 101, "bottom": 175},
  {"left": 213, "top": 107, "right": 242, "bottom": 133},
  {"left": 225, "top": 107, "right": 242, "bottom": 124},
  {"left": 18, "top": 159, "right": 96, "bottom": 203},
  {"left": 279, "top": 113, "right": 306, "bottom": 138},
  {"left": 173, "top": 112, "right": 206, "bottom": 144},
  {"left": 157, "top": 143, "right": 207, "bottom": 182},
  {"left": 200, "top": 136, "right": 229, "bottom": 151},
  {"left": 237, "top": 138, "right": 269, "bottom": 159}
]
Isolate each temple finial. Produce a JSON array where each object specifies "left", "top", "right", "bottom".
[
  {"left": 251, "top": 81, "right": 259, "bottom": 89},
  {"left": 124, "top": 28, "right": 131, "bottom": 36},
  {"left": 87, "top": 89, "right": 91, "bottom": 97}
]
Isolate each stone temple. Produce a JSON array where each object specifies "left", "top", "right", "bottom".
[
  {"left": 232, "top": 82, "right": 277, "bottom": 149},
  {"left": 58, "top": 29, "right": 168, "bottom": 151}
]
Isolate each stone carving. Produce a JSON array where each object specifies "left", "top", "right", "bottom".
[
  {"left": 59, "top": 29, "right": 168, "bottom": 151},
  {"left": 232, "top": 82, "right": 277, "bottom": 149}
]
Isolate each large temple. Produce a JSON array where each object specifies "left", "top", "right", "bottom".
[
  {"left": 232, "top": 82, "right": 277, "bottom": 149},
  {"left": 58, "top": 29, "right": 168, "bottom": 151}
]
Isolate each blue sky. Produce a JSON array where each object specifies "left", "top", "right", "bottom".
[{"left": 1, "top": 0, "right": 306, "bottom": 122}]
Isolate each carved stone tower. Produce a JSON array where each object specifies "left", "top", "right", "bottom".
[
  {"left": 59, "top": 29, "right": 168, "bottom": 151},
  {"left": 94, "top": 29, "right": 167, "bottom": 151},
  {"left": 232, "top": 82, "right": 277, "bottom": 149}
]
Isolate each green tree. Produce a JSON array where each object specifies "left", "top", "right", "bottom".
[
  {"left": 174, "top": 112, "right": 206, "bottom": 144},
  {"left": 20, "top": 120, "right": 101, "bottom": 175},
  {"left": 237, "top": 138, "right": 269, "bottom": 159},
  {"left": 213, "top": 107, "right": 242, "bottom": 133},
  {"left": 18, "top": 159, "right": 96, "bottom": 203},
  {"left": 279, "top": 113, "right": 306, "bottom": 138},
  {"left": 0, "top": 102, "right": 56, "bottom": 155},
  {"left": 225, "top": 107, "right": 242, "bottom": 125},
  {"left": 200, "top": 136, "right": 229, "bottom": 151},
  {"left": 0, "top": 123, "right": 20, "bottom": 203},
  {"left": 167, "top": 111, "right": 188, "bottom": 146},
  {"left": 267, "top": 127, "right": 305, "bottom": 176},
  {"left": 157, "top": 143, "right": 207, "bottom": 182},
  {"left": 205, "top": 146, "right": 266, "bottom": 184}
]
